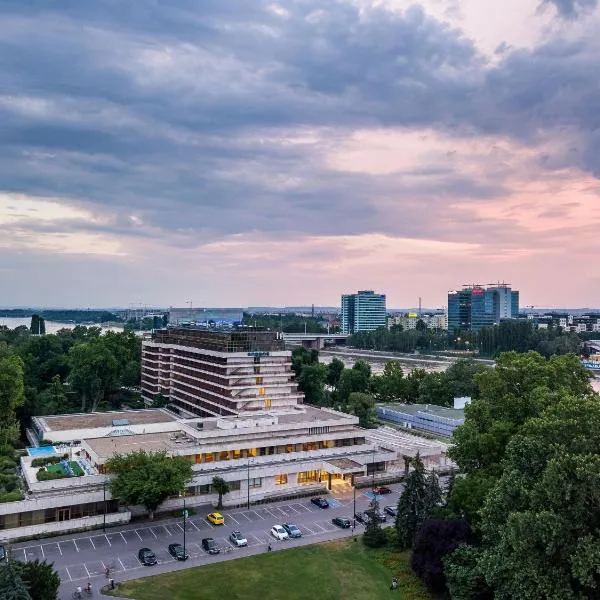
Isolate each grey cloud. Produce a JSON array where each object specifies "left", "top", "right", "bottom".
[
  {"left": 541, "top": 0, "right": 598, "bottom": 19},
  {"left": 0, "top": 0, "right": 597, "bottom": 252}
]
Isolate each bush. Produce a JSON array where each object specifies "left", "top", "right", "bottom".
[
  {"left": 0, "top": 456, "right": 17, "bottom": 472},
  {"left": 0, "top": 490, "right": 23, "bottom": 502},
  {"left": 31, "top": 455, "right": 67, "bottom": 468},
  {"left": 36, "top": 469, "right": 66, "bottom": 481}
]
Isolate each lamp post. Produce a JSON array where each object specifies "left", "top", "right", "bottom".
[
  {"left": 103, "top": 481, "right": 107, "bottom": 534},
  {"left": 371, "top": 447, "right": 376, "bottom": 493},
  {"left": 180, "top": 489, "right": 187, "bottom": 560},
  {"left": 247, "top": 457, "right": 251, "bottom": 510},
  {"left": 352, "top": 478, "right": 356, "bottom": 528}
]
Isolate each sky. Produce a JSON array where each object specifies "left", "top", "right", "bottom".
[{"left": 1, "top": 0, "right": 600, "bottom": 309}]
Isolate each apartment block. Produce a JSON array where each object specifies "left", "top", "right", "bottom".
[{"left": 341, "top": 290, "right": 387, "bottom": 334}]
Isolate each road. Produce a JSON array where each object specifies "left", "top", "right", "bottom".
[{"left": 11, "top": 483, "right": 405, "bottom": 600}]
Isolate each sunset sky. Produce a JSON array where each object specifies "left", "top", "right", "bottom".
[{"left": 1, "top": 0, "right": 599, "bottom": 308}]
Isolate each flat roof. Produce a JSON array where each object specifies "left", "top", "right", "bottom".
[
  {"left": 379, "top": 403, "right": 464, "bottom": 419},
  {"left": 85, "top": 432, "right": 190, "bottom": 459},
  {"left": 38, "top": 409, "right": 177, "bottom": 432}
]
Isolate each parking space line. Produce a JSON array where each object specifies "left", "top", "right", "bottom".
[
  {"left": 105, "top": 535, "right": 111, "bottom": 547},
  {"left": 238, "top": 512, "right": 252, "bottom": 521},
  {"left": 273, "top": 507, "right": 288, "bottom": 517},
  {"left": 288, "top": 505, "right": 301, "bottom": 513},
  {"left": 206, "top": 520, "right": 214, "bottom": 528},
  {"left": 176, "top": 523, "right": 184, "bottom": 532},
  {"left": 118, "top": 558, "right": 126, "bottom": 571},
  {"left": 17, "top": 549, "right": 26, "bottom": 561},
  {"left": 120, "top": 532, "right": 127, "bottom": 543},
  {"left": 228, "top": 514, "right": 239, "bottom": 524},
  {"left": 89, "top": 537, "right": 96, "bottom": 550},
  {"left": 84, "top": 563, "right": 91, "bottom": 578},
  {"left": 57, "top": 543, "right": 63, "bottom": 555},
  {"left": 135, "top": 529, "right": 143, "bottom": 541},
  {"left": 149, "top": 527, "right": 158, "bottom": 538},
  {"left": 64, "top": 566, "right": 72, "bottom": 581},
  {"left": 40, "top": 545, "right": 45, "bottom": 559},
  {"left": 263, "top": 507, "right": 277, "bottom": 519},
  {"left": 188, "top": 520, "right": 200, "bottom": 531},
  {"left": 250, "top": 534, "right": 264, "bottom": 545},
  {"left": 312, "top": 522, "right": 327, "bottom": 532},
  {"left": 251, "top": 510, "right": 265, "bottom": 520},
  {"left": 72, "top": 539, "right": 79, "bottom": 552}
]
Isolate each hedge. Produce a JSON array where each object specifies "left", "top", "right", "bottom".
[{"left": 36, "top": 469, "right": 67, "bottom": 481}]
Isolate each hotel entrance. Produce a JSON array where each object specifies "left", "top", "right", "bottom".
[{"left": 321, "top": 459, "right": 366, "bottom": 492}]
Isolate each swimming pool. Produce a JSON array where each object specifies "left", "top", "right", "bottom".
[{"left": 27, "top": 446, "right": 57, "bottom": 457}]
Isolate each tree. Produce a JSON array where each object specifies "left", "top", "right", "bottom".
[
  {"left": 68, "top": 340, "right": 119, "bottom": 411},
  {"left": 211, "top": 476, "right": 230, "bottom": 509},
  {"left": 404, "top": 369, "right": 428, "bottom": 403},
  {"left": 347, "top": 392, "right": 376, "bottom": 428},
  {"left": 337, "top": 362, "right": 371, "bottom": 406},
  {"left": 444, "top": 545, "right": 494, "bottom": 600},
  {"left": 297, "top": 363, "right": 329, "bottom": 406},
  {"left": 14, "top": 559, "right": 60, "bottom": 600},
  {"left": 395, "top": 454, "right": 428, "bottom": 548},
  {"left": 106, "top": 450, "right": 192, "bottom": 520},
  {"left": 363, "top": 498, "right": 387, "bottom": 548},
  {"left": 291, "top": 347, "right": 319, "bottom": 379},
  {"left": 29, "top": 315, "right": 45, "bottom": 336},
  {"left": 0, "top": 561, "right": 31, "bottom": 600},
  {"left": 152, "top": 392, "right": 168, "bottom": 408},
  {"left": 326, "top": 358, "right": 345, "bottom": 388},
  {"left": 411, "top": 519, "right": 471, "bottom": 593},
  {"left": 415, "top": 319, "right": 427, "bottom": 332},
  {"left": 0, "top": 352, "right": 25, "bottom": 448},
  {"left": 424, "top": 470, "right": 442, "bottom": 514},
  {"left": 374, "top": 361, "right": 405, "bottom": 402},
  {"left": 417, "top": 372, "right": 452, "bottom": 407}
]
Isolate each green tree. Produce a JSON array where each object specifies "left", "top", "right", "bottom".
[
  {"left": 14, "top": 559, "right": 60, "bottom": 600},
  {"left": 0, "top": 561, "right": 31, "bottom": 600},
  {"left": 29, "top": 315, "right": 46, "bottom": 336},
  {"left": 445, "top": 359, "right": 489, "bottom": 400},
  {"left": 424, "top": 470, "right": 442, "bottom": 514},
  {"left": 337, "top": 361, "right": 371, "bottom": 406},
  {"left": 291, "top": 347, "right": 319, "bottom": 378},
  {"left": 211, "top": 476, "right": 230, "bottom": 509},
  {"left": 404, "top": 368, "right": 428, "bottom": 403},
  {"left": 444, "top": 545, "right": 493, "bottom": 600},
  {"left": 106, "top": 450, "right": 192, "bottom": 520},
  {"left": 374, "top": 361, "right": 405, "bottom": 402},
  {"left": 363, "top": 498, "right": 387, "bottom": 548},
  {"left": 326, "top": 358, "right": 345, "bottom": 388},
  {"left": 395, "top": 454, "right": 427, "bottom": 549},
  {"left": 0, "top": 351, "right": 25, "bottom": 448},
  {"left": 68, "top": 340, "right": 119, "bottom": 411},
  {"left": 417, "top": 372, "right": 452, "bottom": 407},
  {"left": 35, "top": 375, "right": 69, "bottom": 415},
  {"left": 297, "top": 363, "right": 329, "bottom": 406},
  {"left": 152, "top": 393, "right": 168, "bottom": 408},
  {"left": 347, "top": 392, "right": 376, "bottom": 428}
]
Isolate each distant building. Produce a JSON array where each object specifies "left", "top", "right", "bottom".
[
  {"left": 168, "top": 308, "right": 243, "bottom": 327},
  {"left": 377, "top": 404, "right": 465, "bottom": 437},
  {"left": 387, "top": 312, "right": 447, "bottom": 331},
  {"left": 341, "top": 290, "right": 386, "bottom": 334},
  {"left": 448, "top": 284, "right": 519, "bottom": 333}
]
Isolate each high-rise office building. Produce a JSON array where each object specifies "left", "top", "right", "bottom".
[
  {"left": 341, "top": 290, "right": 387, "bottom": 334},
  {"left": 448, "top": 284, "right": 519, "bottom": 333}
]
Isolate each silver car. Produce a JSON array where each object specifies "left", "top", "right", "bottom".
[{"left": 229, "top": 531, "right": 248, "bottom": 547}]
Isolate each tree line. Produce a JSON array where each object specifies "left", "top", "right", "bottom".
[
  {"left": 348, "top": 319, "right": 582, "bottom": 358},
  {"left": 382, "top": 352, "right": 600, "bottom": 598},
  {"left": 1, "top": 308, "right": 121, "bottom": 323},
  {"left": 0, "top": 324, "right": 143, "bottom": 436}
]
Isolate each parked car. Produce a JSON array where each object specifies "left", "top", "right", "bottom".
[
  {"left": 332, "top": 517, "right": 351, "bottom": 528},
  {"left": 374, "top": 486, "right": 392, "bottom": 495},
  {"left": 372, "top": 510, "right": 387, "bottom": 523},
  {"left": 202, "top": 537, "right": 220, "bottom": 554},
  {"left": 270, "top": 525, "right": 289, "bottom": 540},
  {"left": 354, "top": 512, "right": 368, "bottom": 525},
  {"left": 282, "top": 523, "right": 302, "bottom": 538},
  {"left": 207, "top": 512, "right": 225, "bottom": 525},
  {"left": 311, "top": 497, "right": 329, "bottom": 509},
  {"left": 384, "top": 506, "right": 397, "bottom": 517},
  {"left": 229, "top": 531, "right": 248, "bottom": 547},
  {"left": 168, "top": 543, "right": 188, "bottom": 561},
  {"left": 138, "top": 548, "right": 157, "bottom": 566},
  {"left": 0, "top": 545, "right": 6, "bottom": 563}
]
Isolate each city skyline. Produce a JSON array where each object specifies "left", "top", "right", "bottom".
[{"left": 1, "top": 1, "right": 600, "bottom": 307}]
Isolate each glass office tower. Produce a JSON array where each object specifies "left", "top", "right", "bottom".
[{"left": 341, "top": 290, "right": 387, "bottom": 334}]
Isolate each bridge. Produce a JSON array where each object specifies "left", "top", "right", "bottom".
[{"left": 282, "top": 333, "right": 349, "bottom": 349}]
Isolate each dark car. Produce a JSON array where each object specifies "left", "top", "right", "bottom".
[
  {"left": 384, "top": 505, "right": 397, "bottom": 517},
  {"left": 311, "top": 497, "right": 329, "bottom": 509},
  {"left": 202, "top": 537, "right": 220, "bottom": 555},
  {"left": 354, "top": 512, "right": 368, "bottom": 524},
  {"left": 168, "top": 543, "right": 188, "bottom": 561},
  {"left": 374, "top": 486, "right": 392, "bottom": 495},
  {"left": 332, "top": 517, "right": 351, "bottom": 528},
  {"left": 282, "top": 523, "right": 302, "bottom": 538},
  {"left": 138, "top": 548, "right": 157, "bottom": 566},
  {"left": 367, "top": 509, "right": 387, "bottom": 523}
]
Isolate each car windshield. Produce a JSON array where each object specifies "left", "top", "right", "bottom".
[
  {"left": 143, "top": 551, "right": 155, "bottom": 558},
  {"left": 288, "top": 525, "right": 298, "bottom": 532}
]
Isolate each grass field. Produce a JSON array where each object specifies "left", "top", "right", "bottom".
[{"left": 107, "top": 539, "right": 433, "bottom": 600}]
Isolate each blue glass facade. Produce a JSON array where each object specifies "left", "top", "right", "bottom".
[{"left": 341, "top": 290, "right": 386, "bottom": 334}]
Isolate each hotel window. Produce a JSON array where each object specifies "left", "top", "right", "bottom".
[
  {"left": 275, "top": 474, "right": 288, "bottom": 485},
  {"left": 254, "top": 366, "right": 261, "bottom": 374},
  {"left": 256, "top": 377, "right": 263, "bottom": 385},
  {"left": 219, "top": 450, "right": 230, "bottom": 461},
  {"left": 248, "top": 477, "right": 262, "bottom": 488},
  {"left": 233, "top": 449, "right": 242, "bottom": 459},
  {"left": 264, "top": 398, "right": 272, "bottom": 408},
  {"left": 258, "top": 387, "right": 266, "bottom": 396},
  {"left": 309, "top": 426, "right": 330, "bottom": 435},
  {"left": 297, "top": 470, "right": 319, "bottom": 484}
]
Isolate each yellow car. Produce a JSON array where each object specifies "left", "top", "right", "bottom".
[{"left": 207, "top": 512, "right": 225, "bottom": 525}]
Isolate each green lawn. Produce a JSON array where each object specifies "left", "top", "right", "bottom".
[{"left": 107, "top": 539, "right": 432, "bottom": 600}]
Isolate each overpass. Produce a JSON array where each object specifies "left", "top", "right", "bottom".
[{"left": 282, "top": 333, "right": 349, "bottom": 349}]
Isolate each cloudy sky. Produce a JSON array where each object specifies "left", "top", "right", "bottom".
[{"left": 1, "top": 0, "right": 599, "bottom": 309}]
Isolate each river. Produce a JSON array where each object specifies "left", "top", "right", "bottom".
[{"left": 0, "top": 316, "right": 123, "bottom": 334}]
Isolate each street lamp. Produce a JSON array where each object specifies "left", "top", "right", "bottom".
[
  {"left": 179, "top": 488, "right": 187, "bottom": 560},
  {"left": 246, "top": 457, "right": 252, "bottom": 510},
  {"left": 103, "top": 481, "right": 107, "bottom": 534}
]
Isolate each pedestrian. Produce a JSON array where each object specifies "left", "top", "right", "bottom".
[
  {"left": 105, "top": 565, "right": 110, "bottom": 578},
  {"left": 267, "top": 543, "right": 272, "bottom": 552},
  {"left": 390, "top": 577, "right": 398, "bottom": 590}
]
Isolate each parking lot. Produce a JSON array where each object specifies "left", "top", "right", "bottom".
[{"left": 13, "top": 500, "right": 353, "bottom": 583}]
